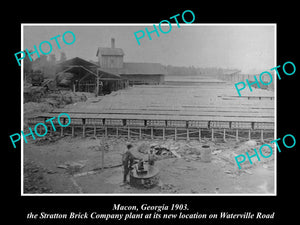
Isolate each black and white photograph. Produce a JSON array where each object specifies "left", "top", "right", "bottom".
[
  {"left": 21, "top": 24, "right": 276, "bottom": 195},
  {"left": 5, "top": 4, "right": 299, "bottom": 224}
]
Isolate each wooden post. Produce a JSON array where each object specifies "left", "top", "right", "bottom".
[
  {"left": 187, "top": 128, "right": 190, "bottom": 141},
  {"left": 211, "top": 128, "right": 214, "bottom": 141},
  {"left": 236, "top": 129, "right": 239, "bottom": 141},
  {"left": 72, "top": 126, "right": 74, "bottom": 137},
  {"left": 175, "top": 127, "right": 177, "bottom": 141},
  {"left": 223, "top": 129, "right": 226, "bottom": 142},
  {"left": 261, "top": 129, "right": 264, "bottom": 142},
  {"left": 96, "top": 71, "right": 100, "bottom": 97},
  {"left": 127, "top": 127, "right": 130, "bottom": 139},
  {"left": 105, "top": 127, "right": 107, "bottom": 137},
  {"left": 248, "top": 129, "right": 251, "bottom": 140},
  {"left": 162, "top": 128, "right": 165, "bottom": 140},
  {"left": 101, "top": 148, "right": 104, "bottom": 170},
  {"left": 198, "top": 128, "right": 201, "bottom": 142},
  {"left": 151, "top": 127, "right": 153, "bottom": 139},
  {"left": 82, "top": 119, "right": 85, "bottom": 137},
  {"left": 116, "top": 127, "right": 119, "bottom": 137},
  {"left": 50, "top": 124, "right": 53, "bottom": 135},
  {"left": 94, "top": 125, "right": 96, "bottom": 137},
  {"left": 60, "top": 126, "right": 64, "bottom": 137},
  {"left": 139, "top": 128, "right": 142, "bottom": 139},
  {"left": 82, "top": 125, "right": 86, "bottom": 137}
]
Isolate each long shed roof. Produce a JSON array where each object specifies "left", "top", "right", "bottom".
[
  {"left": 56, "top": 57, "right": 122, "bottom": 80},
  {"left": 101, "top": 62, "right": 166, "bottom": 75}
]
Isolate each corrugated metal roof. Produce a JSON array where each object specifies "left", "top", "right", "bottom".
[{"left": 96, "top": 47, "right": 124, "bottom": 56}]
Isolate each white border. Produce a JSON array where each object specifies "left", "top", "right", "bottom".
[{"left": 21, "top": 23, "right": 277, "bottom": 196}]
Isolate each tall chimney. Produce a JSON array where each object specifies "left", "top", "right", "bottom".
[{"left": 111, "top": 38, "right": 115, "bottom": 48}]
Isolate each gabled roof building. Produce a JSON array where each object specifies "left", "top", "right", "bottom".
[
  {"left": 97, "top": 38, "right": 166, "bottom": 85},
  {"left": 55, "top": 57, "right": 126, "bottom": 94}
]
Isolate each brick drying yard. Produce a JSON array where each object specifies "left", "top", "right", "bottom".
[{"left": 23, "top": 80, "right": 275, "bottom": 194}]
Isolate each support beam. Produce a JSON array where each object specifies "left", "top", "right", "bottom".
[
  {"left": 211, "top": 128, "right": 214, "bottom": 141},
  {"left": 248, "top": 129, "right": 251, "bottom": 140},
  {"left": 223, "top": 129, "right": 226, "bottom": 142},
  {"left": 151, "top": 127, "right": 153, "bottom": 139},
  {"left": 82, "top": 125, "right": 86, "bottom": 137},
  {"left": 187, "top": 128, "right": 190, "bottom": 141},
  {"left": 175, "top": 127, "right": 177, "bottom": 141},
  {"left": 101, "top": 148, "right": 104, "bottom": 170},
  {"left": 139, "top": 128, "right": 142, "bottom": 139},
  {"left": 162, "top": 128, "right": 165, "bottom": 140},
  {"left": 236, "top": 129, "right": 239, "bottom": 141},
  {"left": 96, "top": 73, "right": 100, "bottom": 97},
  {"left": 199, "top": 128, "right": 201, "bottom": 142}
]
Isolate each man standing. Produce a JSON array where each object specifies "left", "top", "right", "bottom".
[
  {"left": 148, "top": 147, "right": 156, "bottom": 166},
  {"left": 122, "top": 143, "right": 139, "bottom": 185}
]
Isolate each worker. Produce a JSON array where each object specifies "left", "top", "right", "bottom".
[
  {"left": 148, "top": 147, "right": 156, "bottom": 166},
  {"left": 121, "top": 143, "right": 139, "bottom": 185}
]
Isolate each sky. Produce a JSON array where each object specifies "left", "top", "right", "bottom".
[{"left": 23, "top": 24, "right": 275, "bottom": 74}]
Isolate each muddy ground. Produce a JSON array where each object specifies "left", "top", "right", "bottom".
[{"left": 23, "top": 134, "right": 275, "bottom": 195}]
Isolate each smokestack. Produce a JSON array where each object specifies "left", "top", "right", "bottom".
[{"left": 111, "top": 38, "right": 115, "bottom": 48}]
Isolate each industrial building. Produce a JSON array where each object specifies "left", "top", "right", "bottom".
[
  {"left": 53, "top": 38, "right": 166, "bottom": 95},
  {"left": 97, "top": 38, "right": 166, "bottom": 85},
  {"left": 55, "top": 57, "right": 127, "bottom": 95}
]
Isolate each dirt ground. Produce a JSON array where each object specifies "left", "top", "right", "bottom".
[
  {"left": 23, "top": 86, "right": 275, "bottom": 195},
  {"left": 23, "top": 134, "right": 275, "bottom": 195}
]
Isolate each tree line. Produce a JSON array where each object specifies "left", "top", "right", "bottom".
[
  {"left": 24, "top": 51, "right": 67, "bottom": 79},
  {"left": 165, "top": 65, "right": 238, "bottom": 76}
]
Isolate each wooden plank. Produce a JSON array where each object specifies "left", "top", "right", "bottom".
[
  {"left": 51, "top": 103, "right": 274, "bottom": 113},
  {"left": 52, "top": 106, "right": 274, "bottom": 115},
  {"left": 51, "top": 109, "right": 273, "bottom": 119},
  {"left": 170, "top": 149, "right": 181, "bottom": 158},
  {"left": 38, "top": 112, "right": 274, "bottom": 123}
]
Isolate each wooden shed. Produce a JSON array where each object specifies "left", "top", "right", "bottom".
[
  {"left": 56, "top": 57, "right": 127, "bottom": 95},
  {"left": 117, "top": 62, "right": 166, "bottom": 85}
]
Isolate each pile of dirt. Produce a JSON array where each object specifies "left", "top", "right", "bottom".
[
  {"left": 23, "top": 91, "right": 95, "bottom": 119},
  {"left": 213, "top": 139, "right": 274, "bottom": 172},
  {"left": 24, "top": 86, "right": 47, "bottom": 102},
  {"left": 41, "top": 91, "right": 93, "bottom": 106},
  {"left": 34, "top": 136, "right": 62, "bottom": 145},
  {"left": 24, "top": 102, "right": 54, "bottom": 118}
]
